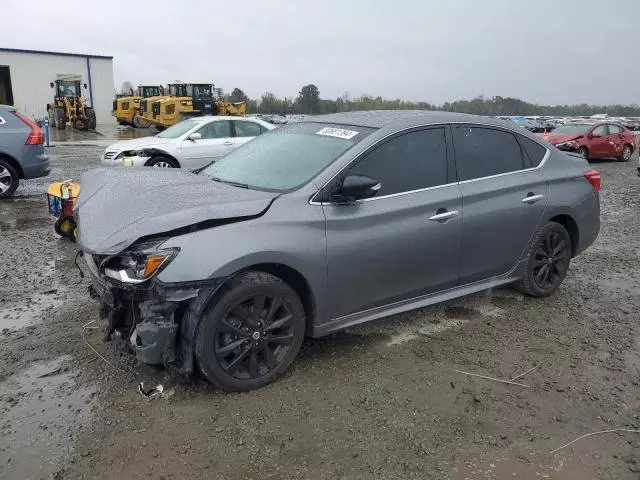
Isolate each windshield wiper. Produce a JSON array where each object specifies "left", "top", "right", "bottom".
[{"left": 209, "top": 176, "right": 249, "bottom": 189}]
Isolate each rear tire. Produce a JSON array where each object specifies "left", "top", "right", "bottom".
[
  {"left": 48, "top": 108, "right": 56, "bottom": 127},
  {"left": 0, "top": 159, "right": 19, "bottom": 199},
  {"left": 86, "top": 108, "right": 97, "bottom": 130},
  {"left": 55, "top": 108, "right": 66, "bottom": 130},
  {"left": 514, "top": 222, "right": 572, "bottom": 297},
  {"left": 147, "top": 156, "right": 178, "bottom": 168},
  {"left": 576, "top": 146, "right": 588, "bottom": 159},
  {"left": 618, "top": 144, "right": 632, "bottom": 162},
  {"left": 195, "top": 272, "right": 306, "bottom": 391}
]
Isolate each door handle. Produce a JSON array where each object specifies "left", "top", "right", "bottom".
[
  {"left": 428, "top": 210, "right": 459, "bottom": 222},
  {"left": 224, "top": 141, "right": 233, "bottom": 145},
  {"left": 521, "top": 194, "right": 544, "bottom": 204}
]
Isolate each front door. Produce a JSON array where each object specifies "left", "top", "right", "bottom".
[
  {"left": 323, "top": 127, "right": 462, "bottom": 319},
  {"left": 180, "top": 120, "right": 233, "bottom": 168},
  {"left": 588, "top": 124, "right": 611, "bottom": 158},
  {"left": 451, "top": 125, "right": 549, "bottom": 283}
]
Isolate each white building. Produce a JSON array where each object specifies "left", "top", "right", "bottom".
[{"left": 0, "top": 48, "right": 114, "bottom": 124}]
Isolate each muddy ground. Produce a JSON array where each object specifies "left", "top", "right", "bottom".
[{"left": 1, "top": 130, "right": 640, "bottom": 480}]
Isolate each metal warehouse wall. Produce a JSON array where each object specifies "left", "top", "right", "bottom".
[{"left": 0, "top": 50, "right": 114, "bottom": 124}]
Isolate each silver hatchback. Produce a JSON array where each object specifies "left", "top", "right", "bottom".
[{"left": 76, "top": 111, "right": 600, "bottom": 391}]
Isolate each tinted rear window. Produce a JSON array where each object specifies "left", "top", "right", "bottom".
[
  {"left": 452, "top": 126, "right": 525, "bottom": 181},
  {"left": 518, "top": 135, "right": 547, "bottom": 167}
]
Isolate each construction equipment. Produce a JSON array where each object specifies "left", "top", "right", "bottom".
[
  {"left": 47, "top": 78, "right": 96, "bottom": 131},
  {"left": 144, "top": 83, "right": 246, "bottom": 130},
  {"left": 47, "top": 180, "right": 80, "bottom": 241},
  {"left": 112, "top": 85, "right": 164, "bottom": 127}
]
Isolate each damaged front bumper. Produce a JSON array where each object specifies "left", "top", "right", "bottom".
[{"left": 84, "top": 253, "right": 220, "bottom": 373}]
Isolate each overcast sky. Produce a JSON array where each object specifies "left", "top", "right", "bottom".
[{"left": 3, "top": 0, "right": 639, "bottom": 105}]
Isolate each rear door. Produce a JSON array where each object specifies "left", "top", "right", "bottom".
[
  {"left": 231, "top": 120, "right": 267, "bottom": 148},
  {"left": 587, "top": 124, "right": 610, "bottom": 158},
  {"left": 323, "top": 127, "right": 463, "bottom": 319},
  {"left": 452, "top": 125, "right": 549, "bottom": 284},
  {"left": 180, "top": 120, "right": 233, "bottom": 168},
  {"left": 606, "top": 124, "right": 625, "bottom": 158}
]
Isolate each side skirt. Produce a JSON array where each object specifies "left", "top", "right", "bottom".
[{"left": 312, "top": 268, "right": 524, "bottom": 337}]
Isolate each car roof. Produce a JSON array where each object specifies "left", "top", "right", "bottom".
[
  {"left": 303, "top": 110, "right": 545, "bottom": 141},
  {"left": 306, "top": 110, "right": 527, "bottom": 130},
  {"left": 0, "top": 104, "right": 15, "bottom": 112}
]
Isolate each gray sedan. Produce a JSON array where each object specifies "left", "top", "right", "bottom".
[{"left": 75, "top": 110, "right": 600, "bottom": 391}]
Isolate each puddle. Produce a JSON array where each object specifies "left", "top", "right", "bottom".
[
  {"left": 0, "top": 217, "right": 51, "bottom": 232},
  {"left": 0, "top": 356, "right": 95, "bottom": 479}
]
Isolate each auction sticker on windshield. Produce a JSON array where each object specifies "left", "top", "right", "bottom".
[{"left": 316, "top": 127, "right": 359, "bottom": 139}]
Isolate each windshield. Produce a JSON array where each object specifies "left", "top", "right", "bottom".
[
  {"left": 142, "top": 86, "right": 161, "bottom": 97},
  {"left": 552, "top": 124, "right": 591, "bottom": 135},
  {"left": 199, "top": 123, "right": 373, "bottom": 191},
  {"left": 155, "top": 118, "right": 201, "bottom": 138}
]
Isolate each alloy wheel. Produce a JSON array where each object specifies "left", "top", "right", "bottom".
[
  {"left": 623, "top": 145, "right": 632, "bottom": 161},
  {"left": 533, "top": 231, "right": 570, "bottom": 290},
  {"left": 0, "top": 166, "right": 13, "bottom": 193},
  {"left": 152, "top": 161, "right": 173, "bottom": 168},
  {"left": 214, "top": 294, "right": 295, "bottom": 379}
]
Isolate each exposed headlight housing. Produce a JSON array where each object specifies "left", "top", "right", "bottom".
[
  {"left": 555, "top": 140, "right": 577, "bottom": 149},
  {"left": 101, "top": 243, "right": 179, "bottom": 284}
]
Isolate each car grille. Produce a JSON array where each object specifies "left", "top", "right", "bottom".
[{"left": 102, "top": 151, "right": 119, "bottom": 160}]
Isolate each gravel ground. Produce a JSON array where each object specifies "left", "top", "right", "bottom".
[{"left": 1, "top": 134, "right": 639, "bottom": 480}]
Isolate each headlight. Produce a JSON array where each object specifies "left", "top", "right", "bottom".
[{"left": 101, "top": 244, "right": 179, "bottom": 284}]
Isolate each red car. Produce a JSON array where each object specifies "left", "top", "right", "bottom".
[{"left": 545, "top": 122, "right": 636, "bottom": 162}]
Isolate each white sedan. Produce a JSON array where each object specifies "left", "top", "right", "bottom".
[{"left": 100, "top": 116, "right": 275, "bottom": 169}]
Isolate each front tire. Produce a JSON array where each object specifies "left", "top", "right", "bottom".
[
  {"left": 195, "top": 272, "right": 306, "bottom": 391},
  {"left": 619, "top": 144, "right": 632, "bottom": 162},
  {"left": 0, "top": 159, "right": 19, "bottom": 199},
  {"left": 515, "top": 222, "right": 572, "bottom": 297},
  {"left": 147, "top": 156, "right": 178, "bottom": 168},
  {"left": 55, "top": 108, "right": 66, "bottom": 130},
  {"left": 576, "top": 146, "right": 588, "bottom": 159}
]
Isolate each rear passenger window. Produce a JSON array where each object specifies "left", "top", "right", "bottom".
[
  {"left": 608, "top": 124, "right": 621, "bottom": 134},
  {"left": 518, "top": 135, "right": 547, "bottom": 167},
  {"left": 349, "top": 128, "right": 448, "bottom": 196},
  {"left": 452, "top": 126, "right": 525, "bottom": 181}
]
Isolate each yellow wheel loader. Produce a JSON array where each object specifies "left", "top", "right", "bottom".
[
  {"left": 112, "top": 85, "right": 164, "bottom": 127},
  {"left": 47, "top": 79, "right": 96, "bottom": 131},
  {"left": 146, "top": 84, "right": 247, "bottom": 130}
]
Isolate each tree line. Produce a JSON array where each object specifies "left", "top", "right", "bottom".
[{"left": 120, "top": 82, "right": 640, "bottom": 117}]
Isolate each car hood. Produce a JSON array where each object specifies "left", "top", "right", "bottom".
[
  {"left": 107, "top": 136, "right": 172, "bottom": 152},
  {"left": 75, "top": 168, "right": 278, "bottom": 254},
  {"left": 546, "top": 134, "right": 582, "bottom": 144}
]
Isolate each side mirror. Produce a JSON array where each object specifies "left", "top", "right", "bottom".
[
  {"left": 187, "top": 132, "right": 202, "bottom": 141},
  {"left": 49, "top": 82, "right": 54, "bottom": 88},
  {"left": 83, "top": 83, "right": 88, "bottom": 89},
  {"left": 334, "top": 174, "right": 381, "bottom": 202}
]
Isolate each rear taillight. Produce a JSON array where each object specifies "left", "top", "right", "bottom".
[
  {"left": 583, "top": 170, "right": 601, "bottom": 192},
  {"left": 12, "top": 111, "right": 44, "bottom": 145}
]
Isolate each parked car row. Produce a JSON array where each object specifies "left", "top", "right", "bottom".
[
  {"left": 78, "top": 111, "right": 602, "bottom": 391},
  {"left": 497, "top": 115, "right": 640, "bottom": 133}
]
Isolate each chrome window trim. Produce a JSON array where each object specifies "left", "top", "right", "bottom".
[
  {"left": 0, "top": 116, "right": 5, "bottom": 125},
  {"left": 309, "top": 121, "right": 550, "bottom": 206}
]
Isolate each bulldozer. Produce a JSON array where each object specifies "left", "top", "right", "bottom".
[
  {"left": 112, "top": 85, "right": 164, "bottom": 127},
  {"left": 47, "top": 79, "right": 96, "bottom": 131},
  {"left": 144, "top": 83, "right": 246, "bottom": 130}
]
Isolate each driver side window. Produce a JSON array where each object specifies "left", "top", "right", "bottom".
[
  {"left": 592, "top": 125, "right": 608, "bottom": 137},
  {"left": 197, "top": 121, "right": 231, "bottom": 139}
]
